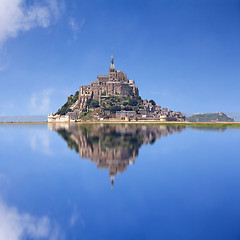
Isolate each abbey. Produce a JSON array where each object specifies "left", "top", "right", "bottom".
[
  {"left": 78, "top": 54, "right": 139, "bottom": 110},
  {"left": 48, "top": 54, "right": 186, "bottom": 122}
]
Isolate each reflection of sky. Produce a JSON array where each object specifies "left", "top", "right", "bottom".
[
  {"left": 0, "top": 124, "right": 240, "bottom": 239},
  {"left": 29, "top": 129, "right": 52, "bottom": 156},
  {"left": 0, "top": 199, "right": 61, "bottom": 240}
]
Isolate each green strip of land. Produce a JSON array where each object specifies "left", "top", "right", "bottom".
[
  {"left": 1, "top": 121, "right": 240, "bottom": 128},
  {"left": 54, "top": 121, "right": 240, "bottom": 128}
]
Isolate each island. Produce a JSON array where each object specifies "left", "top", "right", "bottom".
[
  {"left": 48, "top": 54, "right": 185, "bottom": 122},
  {"left": 187, "top": 112, "right": 234, "bottom": 122}
]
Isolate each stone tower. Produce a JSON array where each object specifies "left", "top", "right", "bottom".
[{"left": 109, "top": 53, "right": 117, "bottom": 82}]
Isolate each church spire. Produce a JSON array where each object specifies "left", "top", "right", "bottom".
[
  {"left": 110, "top": 52, "right": 115, "bottom": 69},
  {"left": 111, "top": 52, "right": 114, "bottom": 65}
]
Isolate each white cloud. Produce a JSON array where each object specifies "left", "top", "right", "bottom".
[
  {"left": 30, "top": 89, "right": 53, "bottom": 115},
  {"left": 0, "top": 199, "right": 62, "bottom": 240},
  {"left": 69, "top": 17, "right": 85, "bottom": 39},
  {"left": 0, "top": 0, "right": 62, "bottom": 47}
]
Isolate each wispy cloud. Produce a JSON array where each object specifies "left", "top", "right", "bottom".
[
  {"left": 0, "top": 199, "right": 62, "bottom": 240},
  {"left": 29, "top": 130, "right": 53, "bottom": 156},
  {"left": 69, "top": 205, "right": 85, "bottom": 228},
  {"left": 69, "top": 17, "right": 85, "bottom": 39},
  {"left": 30, "top": 89, "right": 54, "bottom": 115},
  {"left": 0, "top": 0, "right": 63, "bottom": 48}
]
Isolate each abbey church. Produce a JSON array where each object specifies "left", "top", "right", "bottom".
[{"left": 78, "top": 54, "right": 139, "bottom": 110}]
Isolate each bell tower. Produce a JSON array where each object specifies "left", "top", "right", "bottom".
[{"left": 109, "top": 53, "right": 117, "bottom": 81}]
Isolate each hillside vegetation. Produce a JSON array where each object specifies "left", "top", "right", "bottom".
[
  {"left": 55, "top": 91, "right": 79, "bottom": 115},
  {"left": 55, "top": 90, "right": 145, "bottom": 118}
]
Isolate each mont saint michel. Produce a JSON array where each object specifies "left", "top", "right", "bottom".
[
  {"left": 2, "top": 0, "right": 240, "bottom": 239},
  {"left": 48, "top": 55, "right": 185, "bottom": 122}
]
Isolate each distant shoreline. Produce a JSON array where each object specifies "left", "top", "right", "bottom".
[{"left": 1, "top": 121, "right": 240, "bottom": 128}]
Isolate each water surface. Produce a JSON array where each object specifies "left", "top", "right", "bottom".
[{"left": 0, "top": 123, "right": 240, "bottom": 240}]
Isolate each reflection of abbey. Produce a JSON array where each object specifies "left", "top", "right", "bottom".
[
  {"left": 79, "top": 54, "right": 139, "bottom": 110},
  {"left": 48, "top": 54, "right": 185, "bottom": 122},
  {"left": 49, "top": 124, "right": 185, "bottom": 187}
]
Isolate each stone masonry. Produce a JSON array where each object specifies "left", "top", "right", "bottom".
[{"left": 78, "top": 54, "right": 139, "bottom": 110}]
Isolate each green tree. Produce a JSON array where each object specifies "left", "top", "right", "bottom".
[
  {"left": 128, "top": 99, "right": 138, "bottom": 106},
  {"left": 149, "top": 99, "right": 156, "bottom": 105},
  {"left": 123, "top": 106, "right": 133, "bottom": 111},
  {"left": 109, "top": 106, "right": 121, "bottom": 113},
  {"left": 89, "top": 100, "right": 99, "bottom": 108},
  {"left": 87, "top": 99, "right": 100, "bottom": 108},
  {"left": 133, "top": 107, "right": 139, "bottom": 113}
]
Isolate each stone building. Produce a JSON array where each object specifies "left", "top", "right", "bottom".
[
  {"left": 78, "top": 54, "right": 139, "bottom": 110},
  {"left": 48, "top": 112, "right": 77, "bottom": 122},
  {"left": 116, "top": 111, "right": 137, "bottom": 120},
  {"left": 137, "top": 100, "right": 186, "bottom": 121}
]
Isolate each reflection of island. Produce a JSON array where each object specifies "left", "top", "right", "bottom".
[{"left": 49, "top": 124, "right": 185, "bottom": 187}]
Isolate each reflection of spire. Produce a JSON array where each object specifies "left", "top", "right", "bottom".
[
  {"left": 111, "top": 179, "right": 114, "bottom": 190},
  {"left": 110, "top": 174, "right": 115, "bottom": 190}
]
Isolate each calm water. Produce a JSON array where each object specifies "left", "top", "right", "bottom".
[{"left": 0, "top": 124, "right": 240, "bottom": 240}]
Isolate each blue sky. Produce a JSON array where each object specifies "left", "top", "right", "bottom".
[{"left": 0, "top": 0, "right": 240, "bottom": 115}]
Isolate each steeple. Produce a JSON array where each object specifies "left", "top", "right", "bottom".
[
  {"left": 110, "top": 52, "right": 115, "bottom": 69},
  {"left": 111, "top": 52, "right": 114, "bottom": 64}
]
